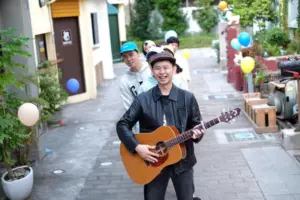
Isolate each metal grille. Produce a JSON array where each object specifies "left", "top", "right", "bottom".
[
  {"left": 224, "top": 131, "right": 267, "bottom": 142},
  {"left": 208, "top": 94, "right": 234, "bottom": 100}
]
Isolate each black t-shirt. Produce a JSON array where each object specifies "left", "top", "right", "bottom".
[{"left": 161, "top": 95, "right": 176, "bottom": 126}]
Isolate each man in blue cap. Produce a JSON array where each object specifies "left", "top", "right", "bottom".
[{"left": 119, "top": 41, "right": 151, "bottom": 132}]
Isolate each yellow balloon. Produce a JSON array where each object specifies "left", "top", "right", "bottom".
[
  {"left": 219, "top": 1, "right": 228, "bottom": 11},
  {"left": 240, "top": 56, "right": 255, "bottom": 74},
  {"left": 182, "top": 49, "right": 191, "bottom": 59}
]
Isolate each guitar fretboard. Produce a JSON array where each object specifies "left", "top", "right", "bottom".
[{"left": 164, "top": 118, "right": 220, "bottom": 149}]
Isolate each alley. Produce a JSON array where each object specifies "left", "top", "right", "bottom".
[{"left": 28, "top": 48, "right": 300, "bottom": 200}]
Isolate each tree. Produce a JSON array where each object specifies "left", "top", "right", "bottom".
[
  {"left": 227, "top": 0, "right": 276, "bottom": 27},
  {"left": 130, "top": 0, "right": 154, "bottom": 40},
  {"left": 147, "top": 9, "right": 163, "bottom": 40},
  {"left": 156, "top": 0, "right": 188, "bottom": 35},
  {"left": 194, "top": 0, "right": 219, "bottom": 33}
]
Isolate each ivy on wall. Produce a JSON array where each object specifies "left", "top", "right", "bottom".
[
  {"left": 298, "top": 0, "right": 300, "bottom": 35},
  {"left": 279, "top": 0, "right": 288, "bottom": 31}
]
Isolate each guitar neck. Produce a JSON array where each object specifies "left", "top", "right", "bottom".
[{"left": 165, "top": 117, "right": 220, "bottom": 149}]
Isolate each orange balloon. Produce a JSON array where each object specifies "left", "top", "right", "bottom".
[{"left": 219, "top": 1, "right": 228, "bottom": 10}]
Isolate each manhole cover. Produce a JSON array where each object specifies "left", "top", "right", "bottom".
[
  {"left": 224, "top": 131, "right": 266, "bottom": 142},
  {"left": 208, "top": 94, "right": 234, "bottom": 100}
]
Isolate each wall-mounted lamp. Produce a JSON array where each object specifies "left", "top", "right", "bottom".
[{"left": 39, "top": 0, "right": 47, "bottom": 7}]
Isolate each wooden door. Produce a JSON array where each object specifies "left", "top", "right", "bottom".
[{"left": 53, "top": 17, "right": 86, "bottom": 95}]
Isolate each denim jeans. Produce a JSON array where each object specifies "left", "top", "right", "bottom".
[{"left": 144, "top": 166, "right": 194, "bottom": 200}]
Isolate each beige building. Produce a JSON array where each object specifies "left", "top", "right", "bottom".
[{"left": 0, "top": 0, "right": 122, "bottom": 104}]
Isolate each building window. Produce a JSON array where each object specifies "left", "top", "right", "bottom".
[
  {"left": 35, "top": 34, "right": 48, "bottom": 64},
  {"left": 91, "top": 13, "right": 99, "bottom": 45}
]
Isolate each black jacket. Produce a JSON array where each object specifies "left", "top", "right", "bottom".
[{"left": 116, "top": 84, "right": 203, "bottom": 174}]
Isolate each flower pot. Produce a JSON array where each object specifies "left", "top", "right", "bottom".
[
  {"left": 47, "top": 109, "right": 63, "bottom": 127},
  {"left": 1, "top": 166, "right": 33, "bottom": 200}
]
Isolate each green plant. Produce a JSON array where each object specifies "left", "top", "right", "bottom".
[
  {"left": 279, "top": 0, "right": 288, "bottom": 30},
  {"left": 265, "top": 27, "right": 290, "bottom": 47},
  {"left": 37, "top": 62, "right": 68, "bottom": 114},
  {"left": 287, "top": 40, "right": 300, "bottom": 54},
  {"left": 193, "top": 6, "right": 218, "bottom": 33},
  {"left": 0, "top": 92, "right": 32, "bottom": 180},
  {"left": 227, "top": 0, "right": 276, "bottom": 28},
  {"left": 254, "top": 69, "right": 267, "bottom": 84},
  {"left": 147, "top": 8, "right": 163, "bottom": 40},
  {"left": 297, "top": 0, "right": 300, "bottom": 36},
  {"left": 263, "top": 43, "right": 281, "bottom": 56},
  {"left": 130, "top": 0, "right": 154, "bottom": 40},
  {"left": 156, "top": 0, "right": 188, "bottom": 35},
  {"left": 0, "top": 29, "right": 47, "bottom": 180},
  {"left": 0, "top": 28, "right": 31, "bottom": 93}
]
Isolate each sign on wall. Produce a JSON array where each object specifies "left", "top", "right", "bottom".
[{"left": 62, "top": 29, "right": 72, "bottom": 46}]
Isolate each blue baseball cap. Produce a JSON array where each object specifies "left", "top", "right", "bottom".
[{"left": 120, "top": 42, "right": 139, "bottom": 54}]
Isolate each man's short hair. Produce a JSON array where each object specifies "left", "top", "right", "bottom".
[{"left": 166, "top": 37, "right": 180, "bottom": 47}]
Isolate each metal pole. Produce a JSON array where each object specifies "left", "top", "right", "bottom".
[
  {"left": 247, "top": 73, "right": 254, "bottom": 93},
  {"left": 295, "top": 79, "right": 300, "bottom": 132}
]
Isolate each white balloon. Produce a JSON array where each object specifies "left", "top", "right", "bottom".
[{"left": 18, "top": 103, "right": 40, "bottom": 126}]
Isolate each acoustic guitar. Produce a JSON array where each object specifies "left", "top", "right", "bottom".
[{"left": 120, "top": 108, "right": 241, "bottom": 185}]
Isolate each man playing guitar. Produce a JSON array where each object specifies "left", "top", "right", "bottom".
[{"left": 116, "top": 51, "right": 204, "bottom": 200}]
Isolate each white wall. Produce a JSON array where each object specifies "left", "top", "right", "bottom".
[
  {"left": 88, "top": 0, "right": 115, "bottom": 80},
  {"left": 0, "top": 0, "right": 39, "bottom": 98},
  {"left": 28, "top": 0, "right": 52, "bottom": 35},
  {"left": 181, "top": 7, "right": 202, "bottom": 33},
  {"left": 118, "top": 4, "right": 127, "bottom": 42},
  {"left": 288, "top": 0, "right": 298, "bottom": 28}
]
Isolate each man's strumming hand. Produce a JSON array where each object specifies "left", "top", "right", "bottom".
[{"left": 135, "top": 144, "right": 159, "bottom": 163}]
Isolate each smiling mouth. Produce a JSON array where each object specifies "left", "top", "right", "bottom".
[{"left": 158, "top": 76, "right": 168, "bottom": 81}]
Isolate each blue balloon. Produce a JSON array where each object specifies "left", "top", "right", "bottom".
[
  {"left": 66, "top": 78, "right": 80, "bottom": 93},
  {"left": 238, "top": 32, "right": 251, "bottom": 47},
  {"left": 231, "top": 38, "right": 241, "bottom": 50}
]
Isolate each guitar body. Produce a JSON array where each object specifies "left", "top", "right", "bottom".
[{"left": 120, "top": 126, "right": 186, "bottom": 185}]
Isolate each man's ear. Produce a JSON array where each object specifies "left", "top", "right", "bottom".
[{"left": 173, "top": 64, "right": 177, "bottom": 75}]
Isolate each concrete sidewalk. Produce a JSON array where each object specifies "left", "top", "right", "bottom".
[{"left": 2, "top": 48, "right": 300, "bottom": 200}]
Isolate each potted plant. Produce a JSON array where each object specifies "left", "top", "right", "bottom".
[
  {"left": 0, "top": 28, "right": 41, "bottom": 200},
  {"left": 254, "top": 69, "right": 267, "bottom": 86},
  {"left": 37, "top": 60, "right": 68, "bottom": 127},
  {"left": 0, "top": 92, "right": 35, "bottom": 200}
]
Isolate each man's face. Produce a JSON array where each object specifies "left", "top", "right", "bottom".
[
  {"left": 170, "top": 43, "right": 179, "bottom": 52},
  {"left": 144, "top": 43, "right": 156, "bottom": 54},
  {"left": 151, "top": 60, "right": 176, "bottom": 85},
  {"left": 121, "top": 51, "right": 140, "bottom": 69}
]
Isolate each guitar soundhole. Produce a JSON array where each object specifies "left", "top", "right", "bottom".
[
  {"left": 149, "top": 142, "right": 168, "bottom": 167},
  {"left": 144, "top": 142, "right": 169, "bottom": 167},
  {"left": 155, "top": 141, "right": 168, "bottom": 156}
]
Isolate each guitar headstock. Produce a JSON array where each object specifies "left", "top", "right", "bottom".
[{"left": 220, "top": 108, "right": 241, "bottom": 123}]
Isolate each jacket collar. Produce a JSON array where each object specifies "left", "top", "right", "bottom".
[{"left": 153, "top": 84, "right": 178, "bottom": 102}]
